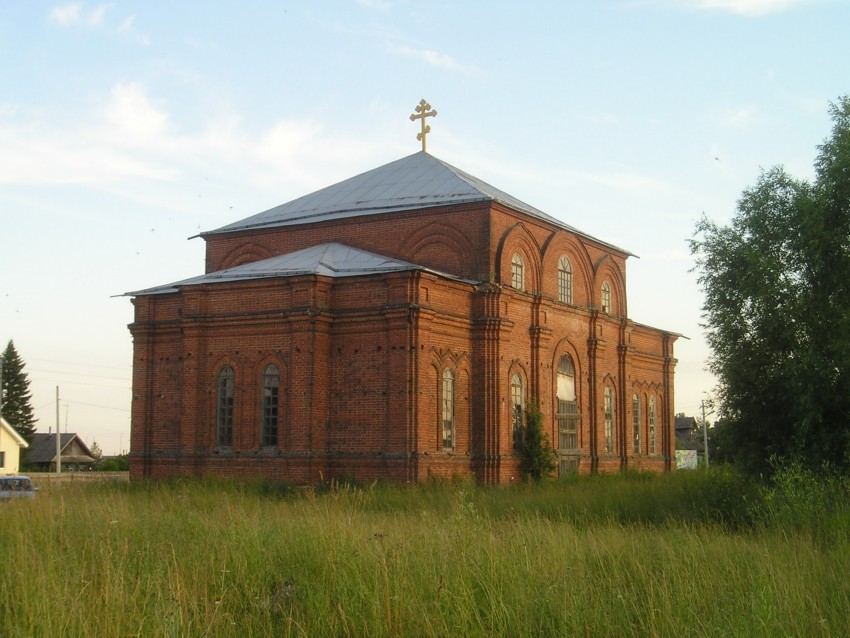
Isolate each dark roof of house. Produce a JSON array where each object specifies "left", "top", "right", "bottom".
[
  {"left": 199, "top": 151, "right": 631, "bottom": 256},
  {"left": 675, "top": 416, "right": 698, "bottom": 431},
  {"left": 27, "top": 433, "right": 96, "bottom": 464}
]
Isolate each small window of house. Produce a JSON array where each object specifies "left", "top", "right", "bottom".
[
  {"left": 442, "top": 369, "right": 455, "bottom": 449},
  {"left": 261, "top": 365, "right": 280, "bottom": 447},
  {"left": 511, "top": 253, "right": 524, "bottom": 290},
  {"left": 558, "top": 256, "right": 573, "bottom": 304},
  {"left": 604, "top": 386, "right": 614, "bottom": 453},
  {"left": 216, "top": 366, "right": 235, "bottom": 447}
]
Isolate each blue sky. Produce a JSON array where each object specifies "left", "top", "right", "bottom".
[{"left": 1, "top": 0, "right": 848, "bottom": 454}]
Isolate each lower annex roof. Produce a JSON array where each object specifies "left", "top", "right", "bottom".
[{"left": 126, "top": 242, "right": 474, "bottom": 297}]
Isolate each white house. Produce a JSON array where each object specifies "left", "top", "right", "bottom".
[{"left": 0, "top": 417, "right": 29, "bottom": 475}]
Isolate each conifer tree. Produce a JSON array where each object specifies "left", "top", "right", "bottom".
[
  {"left": 1, "top": 340, "right": 37, "bottom": 441},
  {"left": 518, "top": 399, "right": 557, "bottom": 482}
]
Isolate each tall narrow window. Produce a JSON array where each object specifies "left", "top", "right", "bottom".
[
  {"left": 558, "top": 256, "right": 573, "bottom": 304},
  {"left": 604, "top": 386, "right": 614, "bottom": 453},
  {"left": 511, "top": 253, "right": 524, "bottom": 290},
  {"left": 511, "top": 373, "right": 524, "bottom": 450},
  {"left": 601, "top": 281, "right": 611, "bottom": 314},
  {"left": 649, "top": 395, "right": 657, "bottom": 454},
  {"left": 216, "top": 366, "right": 234, "bottom": 447},
  {"left": 261, "top": 365, "right": 280, "bottom": 447},
  {"left": 556, "top": 355, "right": 579, "bottom": 451},
  {"left": 632, "top": 393, "right": 641, "bottom": 455},
  {"left": 442, "top": 369, "right": 455, "bottom": 449}
]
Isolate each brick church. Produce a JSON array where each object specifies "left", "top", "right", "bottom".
[{"left": 127, "top": 121, "right": 678, "bottom": 484}]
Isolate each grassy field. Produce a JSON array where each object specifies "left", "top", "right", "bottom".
[{"left": 1, "top": 468, "right": 848, "bottom": 637}]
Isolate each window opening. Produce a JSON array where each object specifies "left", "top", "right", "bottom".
[
  {"left": 511, "top": 253, "right": 524, "bottom": 290},
  {"left": 511, "top": 373, "right": 524, "bottom": 450},
  {"left": 556, "top": 355, "right": 579, "bottom": 451},
  {"left": 261, "top": 365, "right": 280, "bottom": 447},
  {"left": 442, "top": 369, "right": 455, "bottom": 449},
  {"left": 558, "top": 256, "right": 573, "bottom": 304},
  {"left": 216, "top": 366, "right": 235, "bottom": 447},
  {"left": 604, "top": 386, "right": 614, "bottom": 453}
]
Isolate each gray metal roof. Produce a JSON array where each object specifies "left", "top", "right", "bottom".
[
  {"left": 202, "top": 152, "right": 627, "bottom": 253},
  {"left": 127, "top": 242, "right": 471, "bottom": 297}
]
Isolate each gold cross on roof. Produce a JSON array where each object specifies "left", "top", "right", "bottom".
[{"left": 409, "top": 99, "right": 437, "bottom": 152}]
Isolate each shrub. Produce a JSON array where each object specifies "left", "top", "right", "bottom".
[{"left": 517, "top": 399, "right": 557, "bottom": 482}]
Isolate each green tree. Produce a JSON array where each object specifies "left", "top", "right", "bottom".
[
  {"left": 518, "top": 399, "right": 557, "bottom": 482},
  {"left": 690, "top": 97, "right": 850, "bottom": 476},
  {"left": 1, "top": 340, "right": 37, "bottom": 441},
  {"left": 90, "top": 441, "right": 103, "bottom": 461}
]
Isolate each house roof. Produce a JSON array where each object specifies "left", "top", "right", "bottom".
[
  {"left": 675, "top": 416, "right": 698, "bottom": 431},
  {"left": 127, "top": 242, "right": 473, "bottom": 297},
  {"left": 200, "top": 151, "right": 630, "bottom": 255},
  {"left": 0, "top": 417, "right": 28, "bottom": 448},
  {"left": 27, "top": 433, "right": 96, "bottom": 464}
]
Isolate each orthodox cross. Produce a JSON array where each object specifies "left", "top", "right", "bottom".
[{"left": 409, "top": 99, "right": 437, "bottom": 152}]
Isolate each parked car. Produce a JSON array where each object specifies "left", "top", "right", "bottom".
[{"left": 0, "top": 475, "right": 36, "bottom": 499}]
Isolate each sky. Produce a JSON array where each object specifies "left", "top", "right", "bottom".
[{"left": 1, "top": 0, "right": 848, "bottom": 455}]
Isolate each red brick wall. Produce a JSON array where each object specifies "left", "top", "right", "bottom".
[{"left": 129, "top": 201, "right": 676, "bottom": 483}]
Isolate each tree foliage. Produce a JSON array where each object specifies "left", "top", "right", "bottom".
[
  {"left": 1, "top": 340, "right": 37, "bottom": 441},
  {"left": 518, "top": 399, "right": 557, "bottom": 482},
  {"left": 690, "top": 97, "right": 850, "bottom": 475}
]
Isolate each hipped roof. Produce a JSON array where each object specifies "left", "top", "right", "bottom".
[{"left": 200, "top": 151, "right": 630, "bottom": 255}]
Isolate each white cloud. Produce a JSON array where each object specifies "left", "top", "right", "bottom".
[
  {"left": 680, "top": 0, "right": 823, "bottom": 16},
  {"left": 49, "top": 3, "right": 82, "bottom": 26},
  {"left": 104, "top": 82, "right": 170, "bottom": 145},
  {"left": 387, "top": 43, "right": 478, "bottom": 75},
  {"left": 717, "top": 105, "right": 758, "bottom": 128},
  {"left": 87, "top": 3, "right": 111, "bottom": 27},
  {"left": 573, "top": 170, "right": 672, "bottom": 194},
  {"left": 355, "top": 0, "right": 394, "bottom": 11},
  {"left": 0, "top": 83, "right": 392, "bottom": 191}
]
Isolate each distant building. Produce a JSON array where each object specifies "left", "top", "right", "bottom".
[
  {"left": 0, "top": 417, "right": 29, "bottom": 475},
  {"left": 26, "top": 433, "right": 96, "bottom": 472},
  {"left": 127, "top": 150, "right": 679, "bottom": 484}
]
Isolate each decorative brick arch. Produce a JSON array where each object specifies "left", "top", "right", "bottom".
[
  {"left": 496, "top": 223, "right": 541, "bottom": 292},
  {"left": 401, "top": 223, "right": 478, "bottom": 278},
  {"left": 219, "top": 242, "right": 274, "bottom": 270},
  {"left": 541, "top": 231, "right": 594, "bottom": 307},
  {"left": 592, "top": 255, "right": 627, "bottom": 317}
]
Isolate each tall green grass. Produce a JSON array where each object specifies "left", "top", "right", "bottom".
[{"left": 1, "top": 468, "right": 847, "bottom": 637}]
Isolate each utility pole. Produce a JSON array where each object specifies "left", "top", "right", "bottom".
[
  {"left": 55, "top": 386, "right": 61, "bottom": 475},
  {"left": 701, "top": 400, "right": 710, "bottom": 469}
]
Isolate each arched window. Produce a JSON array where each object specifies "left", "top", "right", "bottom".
[
  {"left": 511, "top": 253, "right": 524, "bottom": 290},
  {"left": 649, "top": 395, "right": 657, "bottom": 454},
  {"left": 216, "top": 366, "right": 235, "bottom": 447},
  {"left": 261, "top": 365, "right": 280, "bottom": 447},
  {"left": 511, "top": 373, "right": 524, "bottom": 450},
  {"left": 556, "top": 355, "right": 579, "bottom": 451},
  {"left": 632, "top": 393, "right": 641, "bottom": 455},
  {"left": 603, "top": 386, "right": 615, "bottom": 453},
  {"left": 601, "top": 281, "right": 611, "bottom": 314},
  {"left": 558, "top": 256, "right": 573, "bottom": 304},
  {"left": 442, "top": 369, "right": 455, "bottom": 449}
]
